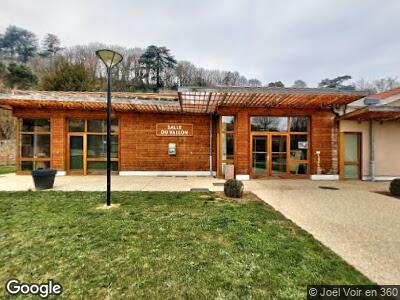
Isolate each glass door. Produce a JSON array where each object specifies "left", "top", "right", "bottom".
[
  {"left": 271, "top": 135, "right": 287, "bottom": 176},
  {"left": 69, "top": 135, "right": 84, "bottom": 174},
  {"left": 252, "top": 136, "right": 268, "bottom": 176},
  {"left": 342, "top": 133, "right": 361, "bottom": 179}
]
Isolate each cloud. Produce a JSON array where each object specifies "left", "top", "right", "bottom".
[{"left": 1, "top": 0, "right": 399, "bottom": 86}]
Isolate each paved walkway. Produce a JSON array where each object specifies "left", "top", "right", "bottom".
[
  {"left": 246, "top": 179, "right": 400, "bottom": 285},
  {"left": 0, "top": 174, "right": 225, "bottom": 192},
  {"left": 0, "top": 174, "right": 399, "bottom": 284}
]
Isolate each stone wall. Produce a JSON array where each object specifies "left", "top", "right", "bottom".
[{"left": 0, "top": 140, "right": 15, "bottom": 165}]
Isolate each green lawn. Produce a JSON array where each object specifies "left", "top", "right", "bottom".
[
  {"left": 0, "top": 165, "right": 16, "bottom": 175},
  {"left": 0, "top": 192, "right": 371, "bottom": 299}
]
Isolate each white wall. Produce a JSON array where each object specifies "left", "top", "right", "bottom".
[
  {"left": 340, "top": 120, "right": 370, "bottom": 177},
  {"left": 340, "top": 120, "right": 400, "bottom": 178}
]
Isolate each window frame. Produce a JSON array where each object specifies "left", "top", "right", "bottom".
[
  {"left": 219, "top": 115, "right": 236, "bottom": 176},
  {"left": 249, "top": 116, "right": 310, "bottom": 177},
  {"left": 17, "top": 118, "right": 52, "bottom": 173},
  {"left": 68, "top": 118, "right": 120, "bottom": 175}
]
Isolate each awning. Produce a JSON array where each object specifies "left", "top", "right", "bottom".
[
  {"left": 0, "top": 87, "right": 369, "bottom": 114},
  {"left": 178, "top": 87, "right": 368, "bottom": 113},
  {"left": 339, "top": 106, "right": 400, "bottom": 121}
]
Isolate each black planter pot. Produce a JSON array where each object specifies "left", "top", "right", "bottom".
[{"left": 32, "top": 169, "right": 57, "bottom": 190}]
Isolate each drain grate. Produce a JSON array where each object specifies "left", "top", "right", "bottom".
[
  {"left": 190, "top": 188, "right": 210, "bottom": 192},
  {"left": 213, "top": 182, "right": 225, "bottom": 186},
  {"left": 319, "top": 186, "right": 339, "bottom": 190}
]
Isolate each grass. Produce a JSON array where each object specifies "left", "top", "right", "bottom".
[
  {"left": 0, "top": 191, "right": 372, "bottom": 299},
  {"left": 0, "top": 165, "right": 16, "bottom": 175}
]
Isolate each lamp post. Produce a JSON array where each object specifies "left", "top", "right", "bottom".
[{"left": 96, "top": 49, "right": 123, "bottom": 206}]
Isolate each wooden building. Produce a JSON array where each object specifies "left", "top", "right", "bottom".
[{"left": 0, "top": 87, "right": 371, "bottom": 179}]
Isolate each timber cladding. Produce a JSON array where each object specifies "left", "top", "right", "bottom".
[
  {"left": 119, "top": 113, "right": 216, "bottom": 171},
  {"left": 13, "top": 108, "right": 217, "bottom": 173},
  {"left": 12, "top": 106, "right": 335, "bottom": 176}
]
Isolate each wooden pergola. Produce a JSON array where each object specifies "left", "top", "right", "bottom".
[{"left": 0, "top": 87, "right": 369, "bottom": 114}]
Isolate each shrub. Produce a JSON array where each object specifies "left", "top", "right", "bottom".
[
  {"left": 224, "top": 179, "right": 244, "bottom": 198},
  {"left": 389, "top": 178, "right": 400, "bottom": 196},
  {"left": 40, "top": 58, "right": 94, "bottom": 91}
]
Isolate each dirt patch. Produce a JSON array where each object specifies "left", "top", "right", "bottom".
[{"left": 96, "top": 203, "right": 121, "bottom": 210}]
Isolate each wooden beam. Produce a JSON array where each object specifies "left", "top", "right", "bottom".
[
  {"left": 205, "top": 92, "right": 212, "bottom": 113},
  {"left": 177, "top": 92, "right": 183, "bottom": 113},
  {"left": 0, "top": 104, "right": 12, "bottom": 110}
]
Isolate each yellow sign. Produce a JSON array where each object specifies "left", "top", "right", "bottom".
[{"left": 156, "top": 123, "right": 193, "bottom": 137}]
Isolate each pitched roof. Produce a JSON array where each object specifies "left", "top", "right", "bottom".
[
  {"left": 339, "top": 106, "right": 400, "bottom": 121},
  {"left": 369, "top": 87, "right": 400, "bottom": 100}
]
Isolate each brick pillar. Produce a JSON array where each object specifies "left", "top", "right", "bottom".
[
  {"left": 51, "top": 115, "right": 66, "bottom": 171},
  {"left": 235, "top": 111, "right": 249, "bottom": 176}
]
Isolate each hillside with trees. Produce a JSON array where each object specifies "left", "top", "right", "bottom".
[
  {"left": 0, "top": 25, "right": 266, "bottom": 92},
  {"left": 1, "top": 24, "right": 400, "bottom": 140},
  {"left": 1, "top": 24, "right": 399, "bottom": 94}
]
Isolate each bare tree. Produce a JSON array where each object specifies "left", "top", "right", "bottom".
[{"left": 354, "top": 77, "right": 400, "bottom": 93}]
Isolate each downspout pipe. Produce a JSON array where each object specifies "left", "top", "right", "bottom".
[
  {"left": 209, "top": 114, "right": 213, "bottom": 177},
  {"left": 370, "top": 119, "right": 376, "bottom": 181}
]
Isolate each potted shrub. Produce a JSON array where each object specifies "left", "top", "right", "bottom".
[
  {"left": 32, "top": 169, "right": 57, "bottom": 190},
  {"left": 389, "top": 178, "right": 400, "bottom": 196},
  {"left": 224, "top": 179, "right": 244, "bottom": 198}
]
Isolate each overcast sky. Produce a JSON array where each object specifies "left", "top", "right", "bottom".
[{"left": 1, "top": 0, "right": 399, "bottom": 86}]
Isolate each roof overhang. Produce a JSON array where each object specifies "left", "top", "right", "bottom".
[
  {"left": 339, "top": 106, "right": 400, "bottom": 121},
  {"left": 0, "top": 87, "right": 369, "bottom": 114},
  {"left": 178, "top": 87, "right": 368, "bottom": 113}
]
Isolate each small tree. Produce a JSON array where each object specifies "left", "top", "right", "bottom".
[
  {"left": 248, "top": 78, "right": 262, "bottom": 87},
  {"left": 40, "top": 33, "right": 63, "bottom": 57},
  {"left": 139, "top": 45, "right": 177, "bottom": 88},
  {"left": 0, "top": 25, "right": 38, "bottom": 62},
  {"left": 318, "top": 75, "right": 355, "bottom": 90},
  {"left": 4, "top": 63, "right": 38, "bottom": 89},
  {"left": 267, "top": 81, "right": 285, "bottom": 87},
  {"left": 292, "top": 80, "right": 307, "bottom": 88},
  {"left": 40, "top": 59, "right": 94, "bottom": 91}
]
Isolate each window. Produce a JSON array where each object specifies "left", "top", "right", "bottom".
[
  {"left": 250, "top": 116, "right": 309, "bottom": 176},
  {"left": 68, "top": 119, "right": 119, "bottom": 174},
  {"left": 290, "top": 134, "right": 308, "bottom": 160},
  {"left": 87, "top": 119, "right": 118, "bottom": 133},
  {"left": 68, "top": 119, "right": 84, "bottom": 132},
  {"left": 221, "top": 116, "right": 235, "bottom": 160},
  {"left": 289, "top": 117, "right": 309, "bottom": 175},
  {"left": 87, "top": 135, "right": 118, "bottom": 158},
  {"left": 220, "top": 116, "right": 235, "bottom": 175},
  {"left": 290, "top": 117, "right": 308, "bottom": 132},
  {"left": 250, "top": 117, "right": 288, "bottom": 132},
  {"left": 18, "top": 119, "right": 51, "bottom": 171}
]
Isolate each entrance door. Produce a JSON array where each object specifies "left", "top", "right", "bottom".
[
  {"left": 69, "top": 135, "right": 84, "bottom": 174},
  {"left": 271, "top": 135, "right": 287, "bottom": 176},
  {"left": 341, "top": 133, "right": 361, "bottom": 179},
  {"left": 252, "top": 136, "right": 268, "bottom": 176}
]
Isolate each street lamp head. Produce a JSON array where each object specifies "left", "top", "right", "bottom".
[{"left": 96, "top": 49, "right": 123, "bottom": 69}]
